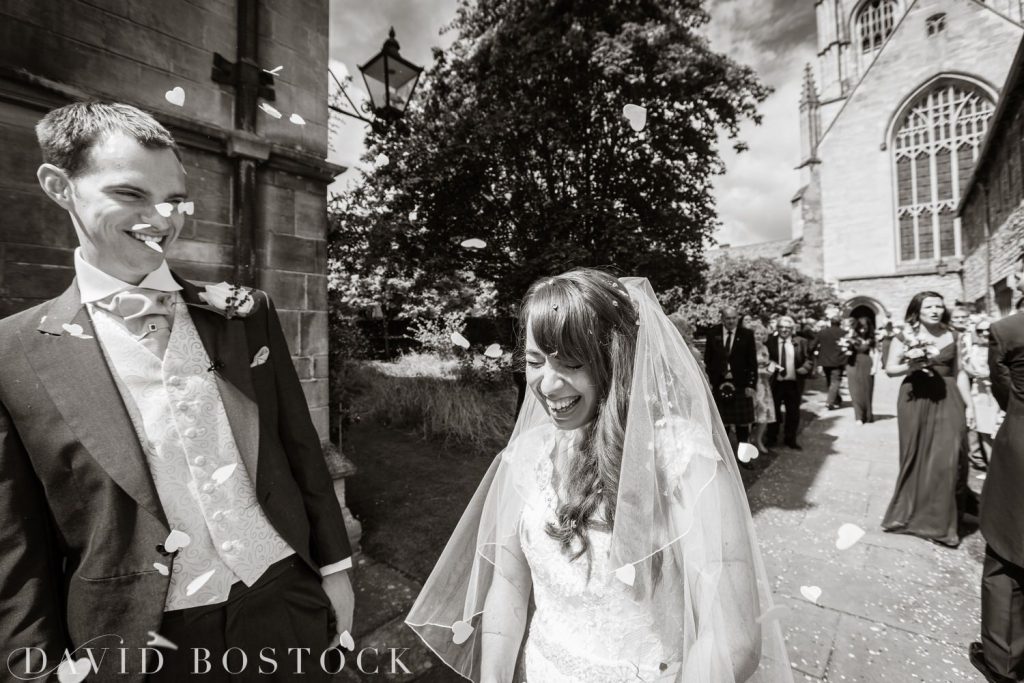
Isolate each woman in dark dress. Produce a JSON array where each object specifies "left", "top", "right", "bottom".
[
  {"left": 882, "top": 292, "right": 975, "bottom": 547},
  {"left": 847, "top": 317, "right": 876, "bottom": 423}
]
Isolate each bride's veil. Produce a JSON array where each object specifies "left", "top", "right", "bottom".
[{"left": 406, "top": 276, "right": 793, "bottom": 682}]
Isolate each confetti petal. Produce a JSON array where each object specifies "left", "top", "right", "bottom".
[
  {"left": 737, "top": 442, "right": 758, "bottom": 463},
  {"left": 154, "top": 202, "right": 175, "bottom": 218},
  {"left": 62, "top": 323, "right": 84, "bottom": 337},
  {"left": 338, "top": 630, "right": 355, "bottom": 651},
  {"left": 153, "top": 562, "right": 169, "bottom": 576},
  {"left": 211, "top": 463, "right": 238, "bottom": 486},
  {"left": 259, "top": 102, "right": 283, "bottom": 119},
  {"left": 163, "top": 529, "right": 191, "bottom": 553},
  {"left": 57, "top": 657, "right": 91, "bottom": 683},
  {"left": 451, "top": 620, "right": 474, "bottom": 645},
  {"left": 460, "top": 238, "right": 487, "bottom": 250},
  {"left": 450, "top": 332, "right": 470, "bottom": 350},
  {"left": 131, "top": 223, "right": 153, "bottom": 231},
  {"left": 164, "top": 87, "right": 185, "bottom": 107},
  {"left": 264, "top": 65, "right": 284, "bottom": 75},
  {"left": 800, "top": 585, "right": 822, "bottom": 604},
  {"left": 756, "top": 605, "right": 791, "bottom": 624},
  {"left": 623, "top": 103, "right": 647, "bottom": 131},
  {"left": 614, "top": 564, "right": 636, "bottom": 586},
  {"left": 146, "top": 631, "right": 179, "bottom": 651},
  {"left": 483, "top": 343, "right": 502, "bottom": 359},
  {"left": 186, "top": 569, "right": 215, "bottom": 596},
  {"left": 289, "top": 113, "right": 306, "bottom": 125},
  {"left": 835, "top": 523, "right": 865, "bottom": 550},
  {"left": 177, "top": 201, "right": 195, "bottom": 216}
]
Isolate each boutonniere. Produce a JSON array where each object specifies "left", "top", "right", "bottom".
[{"left": 194, "top": 282, "right": 258, "bottom": 319}]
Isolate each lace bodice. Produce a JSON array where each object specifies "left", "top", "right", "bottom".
[{"left": 517, "top": 434, "right": 675, "bottom": 682}]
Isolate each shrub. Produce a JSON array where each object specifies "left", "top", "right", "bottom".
[{"left": 409, "top": 312, "right": 467, "bottom": 359}]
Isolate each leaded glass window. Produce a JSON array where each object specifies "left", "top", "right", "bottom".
[
  {"left": 893, "top": 82, "right": 995, "bottom": 262},
  {"left": 856, "top": 0, "right": 898, "bottom": 57}
]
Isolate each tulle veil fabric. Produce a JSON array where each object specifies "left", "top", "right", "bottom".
[{"left": 406, "top": 277, "right": 793, "bottom": 682}]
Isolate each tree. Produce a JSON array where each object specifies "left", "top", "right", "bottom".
[
  {"left": 329, "top": 0, "right": 770, "bottom": 311},
  {"left": 677, "top": 256, "right": 841, "bottom": 329}
]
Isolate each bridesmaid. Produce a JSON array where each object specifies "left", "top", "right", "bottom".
[
  {"left": 749, "top": 321, "right": 776, "bottom": 453},
  {"left": 847, "top": 316, "right": 876, "bottom": 424},
  {"left": 882, "top": 292, "right": 975, "bottom": 547}
]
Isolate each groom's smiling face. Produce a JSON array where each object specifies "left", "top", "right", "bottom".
[{"left": 54, "top": 132, "right": 189, "bottom": 284}]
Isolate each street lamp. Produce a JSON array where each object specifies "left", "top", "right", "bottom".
[
  {"left": 936, "top": 259, "right": 949, "bottom": 276},
  {"left": 329, "top": 28, "right": 423, "bottom": 128}
]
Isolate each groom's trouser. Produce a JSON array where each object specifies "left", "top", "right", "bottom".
[
  {"left": 151, "top": 556, "right": 339, "bottom": 682},
  {"left": 981, "top": 545, "right": 1024, "bottom": 680},
  {"left": 823, "top": 366, "right": 844, "bottom": 406}
]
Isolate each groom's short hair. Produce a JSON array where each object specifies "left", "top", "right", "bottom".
[{"left": 36, "top": 101, "right": 179, "bottom": 177}]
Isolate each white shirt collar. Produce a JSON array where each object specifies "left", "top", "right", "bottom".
[{"left": 74, "top": 247, "right": 182, "bottom": 304}]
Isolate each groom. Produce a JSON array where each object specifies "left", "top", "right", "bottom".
[{"left": 0, "top": 102, "right": 353, "bottom": 681}]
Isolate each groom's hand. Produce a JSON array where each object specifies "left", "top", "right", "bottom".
[{"left": 322, "top": 570, "right": 355, "bottom": 644}]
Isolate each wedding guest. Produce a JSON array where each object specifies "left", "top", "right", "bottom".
[
  {"left": 816, "top": 309, "right": 848, "bottom": 409},
  {"left": 407, "top": 270, "right": 794, "bottom": 681},
  {"left": 749, "top": 321, "right": 776, "bottom": 453},
  {"left": 0, "top": 102, "right": 353, "bottom": 681},
  {"left": 704, "top": 306, "right": 758, "bottom": 453},
  {"left": 951, "top": 305, "right": 988, "bottom": 470},
  {"left": 882, "top": 291, "right": 974, "bottom": 547},
  {"left": 972, "top": 258, "right": 1024, "bottom": 682},
  {"left": 847, "top": 317, "right": 876, "bottom": 424},
  {"left": 768, "top": 312, "right": 780, "bottom": 334},
  {"left": 766, "top": 316, "right": 813, "bottom": 449},
  {"left": 878, "top": 321, "right": 896, "bottom": 366},
  {"left": 963, "top": 317, "right": 999, "bottom": 471}
]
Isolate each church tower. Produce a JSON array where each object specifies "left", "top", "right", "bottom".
[
  {"left": 792, "top": 64, "right": 824, "bottom": 278},
  {"left": 815, "top": 0, "right": 851, "bottom": 106}
]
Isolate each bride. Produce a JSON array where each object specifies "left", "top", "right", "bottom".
[{"left": 406, "top": 269, "right": 792, "bottom": 682}]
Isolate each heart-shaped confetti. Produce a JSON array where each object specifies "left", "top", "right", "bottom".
[
  {"left": 338, "top": 630, "right": 355, "bottom": 651},
  {"left": 756, "top": 604, "right": 791, "bottom": 624},
  {"left": 132, "top": 223, "right": 153, "bottom": 231},
  {"left": 623, "top": 103, "right": 647, "bottom": 131},
  {"left": 374, "top": 153, "right": 390, "bottom": 167},
  {"left": 737, "top": 442, "right": 758, "bottom": 463},
  {"left": 177, "top": 201, "right": 194, "bottom": 216},
  {"left": 211, "top": 463, "right": 238, "bottom": 486},
  {"left": 289, "top": 113, "right": 306, "bottom": 125},
  {"left": 451, "top": 620, "right": 474, "bottom": 645},
  {"left": 835, "top": 523, "right": 865, "bottom": 550},
  {"left": 251, "top": 345, "right": 270, "bottom": 367},
  {"left": 154, "top": 202, "right": 175, "bottom": 218},
  {"left": 614, "top": 564, "right": 636, "bottom": 586},
  {"left": 460, "top": 238, "right": 487, "bottom": 250},
  {"left": 164, "top": 87, "right": 185, "bottom": 107},
  {"left": 146, "top": 631, "right": 179, "bottom": 650},
  {"left": 451, "top": 332, "right": 470, "bottom": 350},
  {"left": 186, "top": 569, "right": 215, "bottom": 596},
  {"left": 62, "top": 323, "right": 84, "bottom": 336},
  {"left": 57, "top": 657, "right": 91, "bottom": 683},
  {"left": 483, "top": 343, "right": 502, "bottom": 359},
  {"left": 163, "top": 529, "right": 191, "bottom": 553},
  {"left": 259, "top": 102, "right": 283, "bottom": 119},
  {"left": 800, "top": 585, "right": 822, "bottom": 604},
  {"left": 153, "top": 562, "right": 169, "bottom": 576}
]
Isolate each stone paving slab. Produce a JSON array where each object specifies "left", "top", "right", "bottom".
[{"left": 753, "top": 375, "right": 986, "bottom": 681}]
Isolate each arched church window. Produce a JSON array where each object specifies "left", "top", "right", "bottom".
[
  {"left": 926, "top": 14, "right": 946, "bottom": 36},
  {"left": 893, "top": 81, "right": 995, "bottom": 263},
  {"left": 856, "top": 0, "right": 898, "bottom": 58}
]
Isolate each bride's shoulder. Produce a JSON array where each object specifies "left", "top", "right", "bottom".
[
  {"left": 500, "top": 423, "right": 555, "bottom": 466},
  {"left": 652, "top": 416, "right": 721, "bottom": 482}
]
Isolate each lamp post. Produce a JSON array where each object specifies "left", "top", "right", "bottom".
[{"left": 329, "top": 27, "right": 423, "bottom": 131}]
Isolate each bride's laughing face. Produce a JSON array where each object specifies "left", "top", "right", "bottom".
[{"left": 525, "top": 324, "right": 599, "bottom": 430}]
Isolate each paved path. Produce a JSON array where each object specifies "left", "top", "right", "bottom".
[{"left": 753, "top": 374, "right": 987, "bottom": 682}]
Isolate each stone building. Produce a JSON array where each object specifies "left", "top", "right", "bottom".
[
  {"left": 960, "top": 36, "right": 1024, "bottom": 316},
  {"left": 791, "top": 0, "right": 1023, "bottom": 323},
  {"left": 0, "top": 0, "right": 358, "bottom": 540}
]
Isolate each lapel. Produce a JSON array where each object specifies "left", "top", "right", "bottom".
[
  {"left": 175, "top": 275, "right": 261, "bottom": 485},
  {"left": 32, "top": 281, "right": 169, "bottom": 529}
]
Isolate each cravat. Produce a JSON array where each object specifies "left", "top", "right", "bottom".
[{"left": 94, "top": 288, "right": 174, "bottom": 359}]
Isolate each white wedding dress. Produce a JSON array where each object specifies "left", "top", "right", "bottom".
[{"left": 518, "top": 440, "right": 676, "bottom": 682}]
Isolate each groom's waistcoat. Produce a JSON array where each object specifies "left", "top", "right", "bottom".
[{"left": 91, "top": 298, "right": 293, "bottom": 610}]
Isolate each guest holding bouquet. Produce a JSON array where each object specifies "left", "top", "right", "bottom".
[
  {"left": 882, "top": 292, "right": 974, "bottom": 547},
  {"left": 846, "top": 317, "right": 876, "bottom": 424}
]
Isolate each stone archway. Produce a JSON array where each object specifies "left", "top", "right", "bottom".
[{"left": 843, "top": 296, "right": 887, "bottom": 328}]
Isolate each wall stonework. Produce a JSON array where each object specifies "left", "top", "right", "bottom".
[{"left": 837, "top": 271, "right": 964, "bottom": 322}]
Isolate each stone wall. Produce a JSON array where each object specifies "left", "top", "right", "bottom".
[
  {"left": 0, "top": 0, "right": 338, "bottom": 441},
  {"left": 837, "top": 270, "right": 964, "bottom": 323}
]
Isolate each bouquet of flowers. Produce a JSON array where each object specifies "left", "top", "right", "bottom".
[
  {"left": 837, "top": 332, "right": 857, "bottom": 357},
  {"left": 899, "top": 327, "right": 940, "bottom": 374}
]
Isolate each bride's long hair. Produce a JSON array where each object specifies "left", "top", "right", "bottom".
[{"left": 519, "top": 268, "right": 639, "bottom": 560}]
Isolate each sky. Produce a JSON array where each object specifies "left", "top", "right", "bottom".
[{"left": 327, "top": 0, "right": 818, "bottom": 247}]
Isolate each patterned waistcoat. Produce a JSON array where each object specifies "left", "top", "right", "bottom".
[{"left": 91, "top": 298, "right": 294, "bottom": 611}]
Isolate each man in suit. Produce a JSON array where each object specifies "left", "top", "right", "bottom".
[
  {"left": 0, "top": 103, "right": 353, "bottom": 681},
  {"left": 971, "top": 257, "right": 1024, "bottom": 683},
  {"left": 766, "top": 315, "right": 814, "bottom": 449},
  {"left": 704, "top": 306, "right": 758, "bottom": 452},
  {"left": 815, "top": 309, "right": 848, "bottom": 409}
]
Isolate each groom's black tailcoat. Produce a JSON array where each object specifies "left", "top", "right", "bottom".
[{"left": 0, "top": 276, "right": 351, "bottom": 681}]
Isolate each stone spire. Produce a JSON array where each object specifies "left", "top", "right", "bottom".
[{"left": 798, "top": 63, "right": 822, "bottom": 167}]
